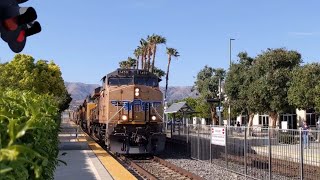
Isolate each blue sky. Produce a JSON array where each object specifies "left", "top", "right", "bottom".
[{"left": 1, "top": 0, "right": 320, "bottom": 86}]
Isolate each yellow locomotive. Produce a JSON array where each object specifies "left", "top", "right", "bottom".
[{"left": 79, "top": 68, "right": 165, "bottom": 154}]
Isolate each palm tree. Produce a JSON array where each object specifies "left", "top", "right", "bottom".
[
  {"left": 119, "top": 57, "right": 137, "bottom": 69},
  {"left": 147, "top": 34, "right": 166, "bottom": 73},
  {"left": 134, "top": 47, "right": 143, "bottom": 69},
  {"left": 126, "top": 57, "right": 137, "bottom": 69},
  {"left": 139, "top": 39, "right": 148, "bottom": 70},
  {"left": 165, "top": 47, "right": 180, "bottom": 100},
  {"left": 146, "top": 44, "right": 152, "bottom": 71},
  {"left": 119, "top": 60, "right": 129, "bottom": 69},
  {"left": 145, "top": 35, "right": 153, "bottom": 71},
  {"left": 153, "top": 67, "right": 166, "bottom": 79}
]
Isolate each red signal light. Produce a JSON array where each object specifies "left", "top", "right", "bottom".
[
  {"left": 3, "top": 17, "right": 18, "bottom": 31},
  {"left": 17, "top": 30, "right": 25, "bottom": 42},
  {"left": 0, "top": 4, "right": 41, "bottom": 53}
]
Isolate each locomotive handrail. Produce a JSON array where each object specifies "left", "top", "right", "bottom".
[
  {"left": 150, "top": 132, "right": 162, "bottom": 135},
  {"left": 106, "top": 105, "right": 126, "bottom": 124},
  {"left": 151, "top": 105, "right": 164, "bottom": 121},
  {"left": 104, "top": 105, "right": 126, "bottom": 144},
  {"left": 114, "top": 133, "right": 126, "bottom": 136}
]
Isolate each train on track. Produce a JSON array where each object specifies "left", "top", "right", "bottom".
[{"left": 71, "top": 68, "right": 166, "bottom": 154}]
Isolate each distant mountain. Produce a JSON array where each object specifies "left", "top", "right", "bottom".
[
  {"left": 65, "top": 82, "right": 99, "bottom": 108},
  {"left": 159, "top": 86, "right": 198, "bottom": 102},
  {"left": 65, "top": 82, "right": 198, "bottom": 108}
]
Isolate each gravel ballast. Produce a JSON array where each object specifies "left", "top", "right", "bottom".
[{"left": 160, "top": 150, "right": 292, "bottom": 180}]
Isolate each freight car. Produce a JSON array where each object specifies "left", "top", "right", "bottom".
[{"left": 80, "top": 68, "right": 166, "bottom": 154}]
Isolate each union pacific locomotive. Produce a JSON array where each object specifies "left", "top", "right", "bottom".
[{"left": 73, "top": 69, "right": 166, "bottom": 154}]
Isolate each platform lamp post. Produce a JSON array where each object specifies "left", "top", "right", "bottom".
[
  {"left": 228, "top": 38, "right": 235, "bottom": 126},
  {"left": 163, "top": 99, "right": 168, "bottom": 132},
  {"left": 218, "top": 77, "right": 222, "bottom": 125}
]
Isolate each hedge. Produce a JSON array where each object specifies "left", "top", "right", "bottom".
[{"left": 0, "top": 90, "right": 60, "bottom": 180}]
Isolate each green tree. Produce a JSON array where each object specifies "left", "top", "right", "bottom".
[
  {"left": 165, "top": 48, "right": 180, "bottom": 100},
  {"left": 225, "top": 52, "right": 256, "bottom": 127},
  {"left": 315, "top": 86, "right": 320, "bottom": 111},
  {"left": 0, "top": 54, "right": 71, "bottom": 112},
  {"left": 249, "top": 48, "right": 302, "bottom": 127},
  {"left": 194, "top": 65, "right": 226, "bottom": 125},
  {"left": 194, "top": 96, "right": 211, "bottom": 119},
  {"left": 288, "top": 63, "right": 320, "bottom": 112},
  {"left": 183, "top": 97, "right": 198, "bottom": 110},
  {"left": 167, "top": 97, "right": 198, "bottom": 120}
]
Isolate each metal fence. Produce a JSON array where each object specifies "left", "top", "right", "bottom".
[{"left": 166, "top": 124, "right": 320, "bottom": 180}]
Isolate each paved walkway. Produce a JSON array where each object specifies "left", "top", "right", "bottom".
[
  {"left": 54, "top": 118, "right": 113, "bottom": 180},
  {"left": 251, "top": 142, "right": 320, "bottom": 166}
]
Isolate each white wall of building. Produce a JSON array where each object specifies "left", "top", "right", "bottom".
[
  {"left": 201, "top": 118, "right": 206, "bottom": 125},
  {"left": 252, "top": 114, "right": 260, "bottom": 126},
  {"left": 234, "top": 109, "right": 311, "bottom": 129},
  {"left": 296, "top": 109, "right": 306, "bottom": 125},
  {"left": 193, "top": 117, "right": 200, "bottom": 124},
  {"left": 236, "top": 113, "right": 270, "bottom": 127}
]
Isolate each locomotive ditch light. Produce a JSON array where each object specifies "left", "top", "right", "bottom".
[
  {"left": 151, "top": 115, "right": 157, "bottom": 121},
  {"left": 121, "top": 115, "right": 128, "bottom": 121}
]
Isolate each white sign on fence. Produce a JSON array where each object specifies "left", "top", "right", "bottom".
[
  {"left": 211, "top": 127, "right": 226, "bottom": 146},
  {"left": 216, "top": 106, "right": 224, "bottom": 112},
  {"left": 281, "top": 121, "right": 288, "bottom": 132}
]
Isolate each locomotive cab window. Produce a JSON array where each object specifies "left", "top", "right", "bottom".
[
  {"left": 134, "top": 77, "right": 158, "bottom": 87},
  {"left": 108, "top": 77, "right": 133, "bottom": 86}
]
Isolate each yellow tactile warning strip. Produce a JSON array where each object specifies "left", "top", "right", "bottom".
[
  {"left": 85, "top": 134, "right": 137, "bottom": 180},
  {"left": 77, "top": 137, "right": 87, "bottom": 142}
]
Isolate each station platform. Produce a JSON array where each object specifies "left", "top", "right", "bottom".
[{"left": 54, "top": 118, "right": 137, "bottom": 180}]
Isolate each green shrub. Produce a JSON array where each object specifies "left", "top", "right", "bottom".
[{"left": 0, "top": 90, "right": 60, "bottom": 180}]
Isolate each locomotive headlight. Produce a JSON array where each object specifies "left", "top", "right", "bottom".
[
  {"left": 134, "top": 88, "right": 140, "bottom": 97},
  {"left": 151, "top": 115, "right": 157, "bottom": 121},
  {"left": 121, "top": 115, "right": 128, "bottom": 121}
]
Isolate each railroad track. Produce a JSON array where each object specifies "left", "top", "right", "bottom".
[
  {"left": 80, "top": 126, "right": 203, "bottom": 180},
  {"left": 119, "top": 155, "right": 204, "bottom": 180}
]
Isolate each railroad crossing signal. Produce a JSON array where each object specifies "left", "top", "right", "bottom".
[{"left": 0, "top": 0, "right": 41, "bottom": 53}]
